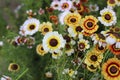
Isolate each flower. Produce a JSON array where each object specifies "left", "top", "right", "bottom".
[
  {"left": 91, "top": 33, "right": 107, "bottom": 47},
  {"left": 38, "top": 8, "right": 45, "bottom": 15},
  {"left": 93, "top": 43, "right": 107, "bottom": 54},
  {"left": 84, "top": 51, "right": 103, "bottom": 67},
  {"left": 45, "top": 72, "right": 53, "bottom": 78},
  {"left": 59, "top": 10, "right": 71, "bottom": 25},
  {"left": 52, "top": 51, "right": 62, "bottom": 59},
  {"left": 87, "top": 65, "right": 97, "bottom": 72},
  {"left": 102, "top": 58, "right": 120, "bottom": 80},
  {"left": 0, "top": 41, "right": 3, "bottom": 46},
  {"left": 36, "top": 44, "right": 47, "bottom": 56},
  {"left": 19, "top": 18, "right": 40, "bottom": 36},
  {"left": 80, "top": 15, "right": 99, "bottom": 34},
  {"left": 49, "top": 15, "right": 58, "bottom": 25},
  {"left": 42, "top": 31, "right": 66, "bottom": 53},
  {"left": 50, "top": 0, "right": 60, "bottom": 10},
  {"left": 77, "top": 39, "right": 90, "bottom": 51},
  {"left": 109, "top": 43, "right": 120, "bottom": 55},
  {"left": 65, "top": 43, "right": 74, "bottom": 56},
  {"left": 89, "top": 4, "right": 99, "bottom": 12},
  {"left": 67, "top": 24, "right": 83, "bottom": 38},
  {"left": 1, "top": 75, "right": 12, "bottom": 80},
  {"left": 39, "top": 22, "right": 53, "bottom": 35},
  {"left": 107, "top": 0, "right": 116, "bottom": 8},
  {"left": 116, "top": 0, "right": 120, "bottom": 6},
  {"left": 64, "top": 12, "right": 81, "bottom": 27},
  {"left": 59, "top": 0, "right": 73, "bottom": 11},
  {"left": 98, "top": 8, "right": 117, "bottom": 26},
  {"left": 8, "top": 63, "right": 20, "bottom": 72}
]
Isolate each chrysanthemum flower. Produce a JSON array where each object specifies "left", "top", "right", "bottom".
[
  {"left": 39, "top": 22, "right": 53, "bottom": 35},
  {"left": 42, "top": 31, "right": 66, "bottom": 53},
  {"left": 102, "top": 58, "right": 120, "bottom": 80},
  {"left": 107, "top": 0, "right": 117, "bottom": 8},
  {"left": 109, "top": 43, "right": 120, "bottom": 55},
  {"left": 50, "top": 0, "right": 60, "bottom": 10},
  {"left": 93, "top": 43, "right": 107, "bottom": 54},
  {"left": 19, "top": 18, "right": 40, "bottom": 36},
  {"left": 77, "top": 39, "right": 90, "bottom": 51},
  {"left": 65, "top": 43, "right": 74, "bottom": 56},
  {"left": 36, "top": 44, "right": 47, "bottom": 56},
  {"left": 14, "top": 36, "right": 26, "bottom": 45},
  {"left": 106, "top": 33, "right": 117, "bottom": 45},
  {"left": 59, "top": 0, "right": 73, "bottom": 11},
  {"left": 81, "top": 15, "right": 99, "bottom": 34},
  {"left": 84, "top": 51, "right": 103, "bottom": 67},
  {"left": 87, "top": 64, "right": 97, "bottom": 72},
  {"left": 59, "top": 11, "right": 71, "bottom": 25},
  {"left": 89, "top": 4, "right": 99, "bottom": 12},
  {"left": 67, "top": 25, "right": 83, "bottom": 38},
  {"left": 52, "top": 51, "right": 62, "bottom": 59},
  {"left": 64, "top": 13, "right": 81, "bottom": 27},
  {"left": 91, "top": 33, "right": 107, "bottom": 47},
  {"left": 8, "top": 63, "right": 20, "bottom": 72},
  {"left": 98, "top": 8, "right": 117, "bottom": 26}
]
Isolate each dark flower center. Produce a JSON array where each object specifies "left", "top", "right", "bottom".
[
  {"left": 110, "top": 66, "right": 118, "bottom": 74},
  {"left": 70, "top": 18, "right": 76, "bottom": 23},
  {"left": 64, "top": 35, "right": 71, "bottom": 43},
  {"left": 49, "top": 39, "right": 58, "bottom": 47},
  {"left": 41, "top": 47, "right": 44, "bottom": 50},
  {"left": 90, "top": 55, "right": 97, "bottom": 61},
  {"left": 98, "top": 34, "right": 105, "bottom": 40},
  {"left": 87, "top": 22, "right": 93, "bottom": 28},
  {"left": 29, "top": 25, "right": 35, "bottom": 30},
  {"left": 62, "top": 3, "right": 69, "bottom": 8},
  {"left": 76, "top": 26, "right": 83, "bottom": 32},
  {"left": 65, "top": 44, "right": 71, "bottom": 49},
  {"left": 105, "top": 14, "right": 111, "bottom": 20},
  {"left": 79, "top": 43, "right": 85, "bottom": 49},
  {"left": 109, "top": 0, "right": 116, "bottom": 4},
  {"left": 11, "top": 64, "right": 18, "bottom": 70},
  {"left": 98, "top": 46, "right": 104, "bottom": 50},
  {"left": 54, "top": 4, "right": 58, "bottom": 7},
  {"left": 44, "top": 28, "right": 49, "bottom": 32},
  {"left": 89, "top": 65, "right": 96, "bottom": 69}
]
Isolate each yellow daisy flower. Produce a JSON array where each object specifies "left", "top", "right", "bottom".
[
  {"left": 107, "top": 0, "right": 117, "bottom": 7},
  {"left": 102, "top": 58, "right": 120, "bottom": 80},
  {"left": 36, "top": 44, "right": 47, "bottom": 56},
  {"left": 39, "top": 22, "right": 53, "bottom": 35},
  {"left": 8, "top": 63, "right": 20, "bottom": 72},
  {"left": 64, "top": 13, "right": 81, "bottom": 27},
  {"left": 87, "top": 65, "right": 97, "bottom": 72},
  {"left": 81, "top": 15, "right": 99, "bottom": 34},
  {"left": 84, "top": 50, "right": 103, "bottom": 67}
]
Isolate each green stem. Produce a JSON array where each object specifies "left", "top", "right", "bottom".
[{"left": 16, "top": 68, "right": 29, "bottom": 80}]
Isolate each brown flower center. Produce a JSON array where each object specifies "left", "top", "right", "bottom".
[
  {"left": 76, "top": 26, "right": 83, "bottom": 32},
  {"left": 98, "top": 34, "right": 105, "bottom": 40},
  {"left": 70, "top": 18, "right": 76, "bottom": 23},
  {"left": 87, "top": 22, "right": 93, "bottom": 28},
  {"left": 11, "top": 64, "right": 18, "bottom": 70},
  {"left": 105, "top": 14, "right": 111, "bottom": 20},
  {"left": 54, "top": 4, "right": 58, "bottom": 7},
  {"left": 62, "top": 3, "right": 69, "bottom": 9},
  {"left": 29, "top": 25, "right": 35, "bottom": 30},
  {"left": 98, "top": 46, "right": 104, "bottom": 50},
  {"left": 64, "top": 35, "right": 71, "bottom": 43},
  {"left": 79, "top": 43, "right": 85, "bottom": 49},
  {"left": 44, "top": 28, "right": 49, "bottom": 32},
  {"left": 90, "top": 55, "right": 97, "bottom": 61},
  {"left": 110, "top": 66, "right": 118, "bottom": 74},
  {"left": 49, "top": 39, "right": 58, "bottom": 47},
  {"left": 109, "top": 0, "right": 116, "bottom": 4}
]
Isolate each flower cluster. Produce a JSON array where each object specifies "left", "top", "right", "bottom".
[{"left": 5, "top": 0, "right": 120, "bottom": 80}]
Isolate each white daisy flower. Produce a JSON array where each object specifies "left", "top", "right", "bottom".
[
  {"left": 1, "top": 75, "right": 12, "bottom": 80},
  {"left": 58, "top": 10, "right": 71, "bottom": 25},
  {"left": 59, "top": 0, "right": 73, "bottom": 11},
  {"left": 42, "top": 31, "right": 66, "bottom": 53},
  {"left": 0, "top": 41, "right": 3, "bottom": 46},
  {"left": 50, "top": 0, "right": 60, "bottom": 10},
  {"left": 20, "top": 18, "right": 40, "bottom": 36},
  {"left": 89, "top": 4, "right": 99, "bottom": 12},
  {"left": 98, "top": 8, "right": 117, "bottom": 26}
]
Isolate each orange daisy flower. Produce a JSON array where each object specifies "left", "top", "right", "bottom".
[
  {"left": 109, "top": 43, "right": 120, "bottom": 55},
  {"left": 102, "top": 58, "right": 120, "bottom": 80}
]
